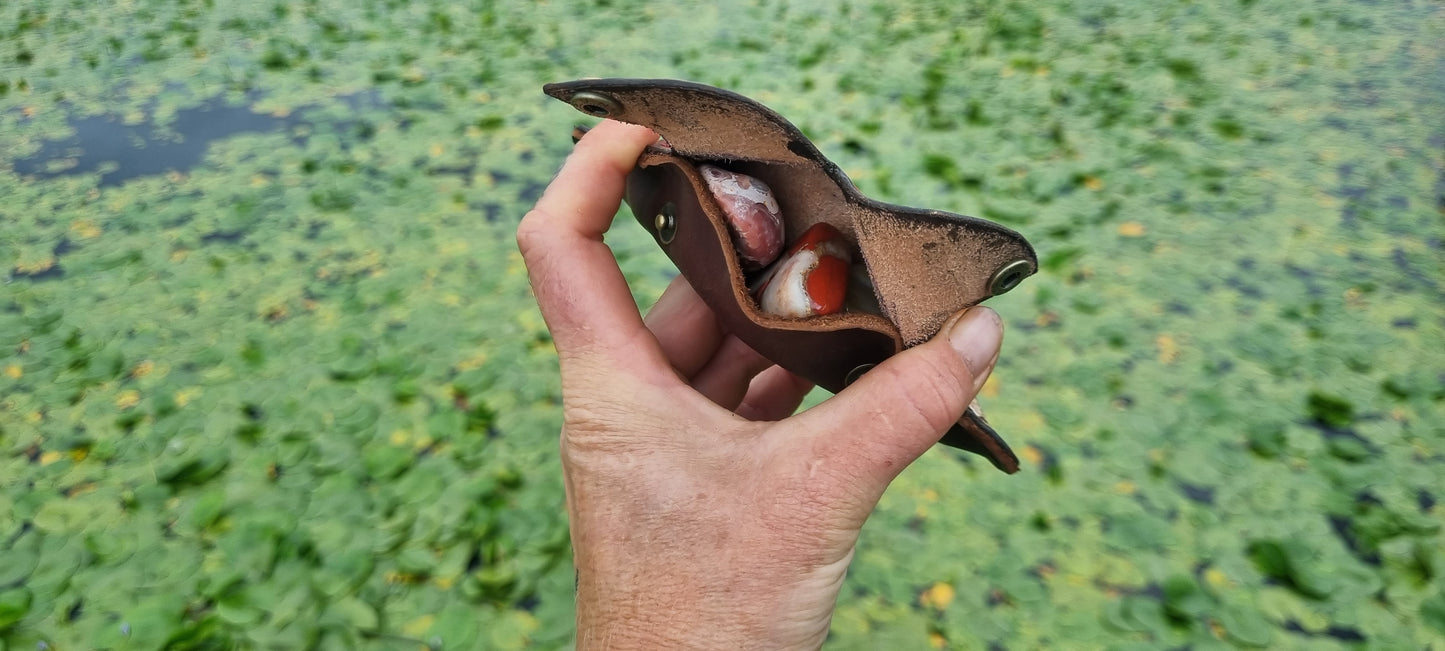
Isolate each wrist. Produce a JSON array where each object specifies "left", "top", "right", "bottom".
[{"left": 573, "top": 568, "right": 830, "bottom": 650}]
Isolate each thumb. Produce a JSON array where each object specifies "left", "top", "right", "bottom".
[{"left": 793, "top": 307, "right": 1003, "bottom": 487}]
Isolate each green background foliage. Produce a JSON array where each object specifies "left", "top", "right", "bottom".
[{"left": 1, "top": 0, "right": 1442, "bottom": 648}]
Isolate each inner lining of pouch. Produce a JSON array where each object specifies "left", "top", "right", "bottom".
[{"left": 689, "top": 157, "right": 889, "bottom": 322}]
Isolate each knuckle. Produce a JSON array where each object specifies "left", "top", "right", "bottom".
[
  {"left": 515, "top": 210, "right": 551, "bottom": 259},
  {"left": 560, "top": 400, "right": 644, "bottom": 456},
  {"left": 878, "top": 352, "right": 971, "bottom": 435}
]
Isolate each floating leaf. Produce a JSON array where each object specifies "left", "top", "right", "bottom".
[
  {"left": 487, "top": 609, "right": 540, "bottom": 651},
  {"left": 1247, "top": 539, "right": 1334, "bottom": 600},
  {"left": 1217, "top": 604, "right": 1273, "bottom": 647},
  {"left": 0, "top": 532, "right": 40, "bottom": 586},
  {"left": 1102, "top": 595, "right": 1167, "bottom": 636},
  {"left": 427, "top": 603, "right": 482, "bottom": 650},
  {"left": 322, "top": 596, "right": 378, "bottom": 632},
  {"left": 1162, "top": 574, "right": 1210, "bottom": 622},
  {"left": 1306, "top": 391, "right": 1355, "bottom": 428},
  {"left": 0, "top": 588, "right": 31, "bottom": 629},
  {"left": 1420, "top": 591, "right": 1445, "bottom": 635}
]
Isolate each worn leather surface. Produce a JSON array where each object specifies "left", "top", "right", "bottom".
[
  {"left": 625, "top": 153, "right": 902, "bottom": 395},
  {"left": 545, "top": 78, "right": 1037, "bottom": 474}
]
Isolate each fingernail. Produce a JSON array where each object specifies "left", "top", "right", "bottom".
[{"left": 947, "top": 307, "right": 1003, "bottom": 381}]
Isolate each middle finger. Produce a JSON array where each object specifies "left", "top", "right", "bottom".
[{"left": 644, "top": 275, "right": 727, "bottom": 379}]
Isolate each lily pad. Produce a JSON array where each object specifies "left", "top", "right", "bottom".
[
  {"left": 0, "top": 588, "right": 31, "bottom": 629},
  {"left": 1218, "top": 604, "right": 1274, "bottom": 647}
]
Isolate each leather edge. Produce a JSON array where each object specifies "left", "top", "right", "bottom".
[{"left": 940, "top": 411, "right": 1021, "bottom": 474}]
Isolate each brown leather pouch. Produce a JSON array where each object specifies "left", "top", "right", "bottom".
[{"left": 544, "top": 78, "right": 1038, "bottom": 473}]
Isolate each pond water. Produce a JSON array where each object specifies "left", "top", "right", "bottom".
[{"left": 13, "top": 90, "right": 383, "bottom": 187}]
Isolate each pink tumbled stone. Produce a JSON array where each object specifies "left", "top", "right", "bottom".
[{"left": 699, "top": 164, "right": 785, "bottom": 270}]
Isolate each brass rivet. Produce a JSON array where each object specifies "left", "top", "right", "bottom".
[
  {"left": 654, "top": 203, "right": 676, "bottom": 244},
  {"left": 844, "top": 363, "right": 875, "bottom": 387},
  {"left": 988, "top": 259, "right": 1033, "bottom": 296},
  {"left": 570, "top": 91, "right": 621, "bottom": 118}
]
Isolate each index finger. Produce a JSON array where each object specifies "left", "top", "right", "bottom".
[{"left": 516, "top": 120, "right": 665, "bottom": 366}]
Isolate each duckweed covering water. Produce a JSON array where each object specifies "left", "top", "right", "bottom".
[{"left": 2, "top": 0, "right": 1442, "bottom": 648}]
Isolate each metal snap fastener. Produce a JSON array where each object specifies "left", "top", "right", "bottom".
[
  {"left": 988, "top": 259, "right": 1033, "bottom": 296},
  {"left": 844, "top": 363, "right": 875, "bottom": 387},
  {"left": 570, "top": 91, "right": 621, "bottom": 118},
  {"left": 654, "top": 203, "right": 676, "bottom": 244}
]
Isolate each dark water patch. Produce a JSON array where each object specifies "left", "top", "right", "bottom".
[
  {"left": 1284, "top": 264, "right": 1326, "bottom": 297},
  {"left": 1205, "top": 358, "right": 1233, "bottom": 376},
  {"left": 1335, "top": 79, "right": 1382, "bottom": 109},
  {"left": 1165, "top": 301, "right": 1192, "bottom": 315},
  {"left": 1336, "top": 186, "right": 1369, "bottom": 202},
  {"left": 1283, "top": 620, "right": 1367, "bottom": 643},
  {"left": 1340, "top": 202, "right": 1359, "bottom": 227},
  {"left": 1328, "top": 514, "right": 1381, "bottom": 566},
  {"left": 428, "top": 163, "right": 477, "bottom": 184},
  {"left": 13, "top": 90, "right": 385, "bottom": 187},
  {"left": 518, "top": 179, "right": 546, "bottom": 204},
  {"left": 1176, "top": 482, "right": 1215, "bottom": 506},
  {"left": 1026, "top": 443, "right": 1060, "bottom": 482},
  {"left": 1324, "top": 627, "right": 1367, "bottom": 643},
  {"left": 471, "top": 202, "right": 504, "bottom": 222},
  {"left": 200, "top": 230, "right": 248, "bottom": 245},
  {"left": 161, "top": 211, "right": 196, "bottom": 230},
  {"left": 1225, "top": 276, "right": 1263, "bottom": 299},
  {"left": 1307, "top": 421, "right": 1378, "bottom": 459},
  {"left": 1392, "top": 247, "right": 1442, "bottom": 296},
  {"left": 8, "top": 264, "right": 64, "bottom": 282},
  {"left": 1132, "top": 494, "right": 1180, "bottom": 523}
]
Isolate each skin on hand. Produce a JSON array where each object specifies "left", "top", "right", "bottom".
[{"left": 516, "top": 120, "right": 1004, "bottom": 650}]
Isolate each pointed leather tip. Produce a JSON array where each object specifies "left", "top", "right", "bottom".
[
  {"left": 939, "top": 410, "right": 1021, "bottom": 474},
  {"left": 541, "top": 81, "right": 573, "bottom": 102}
]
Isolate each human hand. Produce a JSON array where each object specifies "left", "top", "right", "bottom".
[{"left": 516, "top": 120, "right": 1005, "bottom": 649}]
